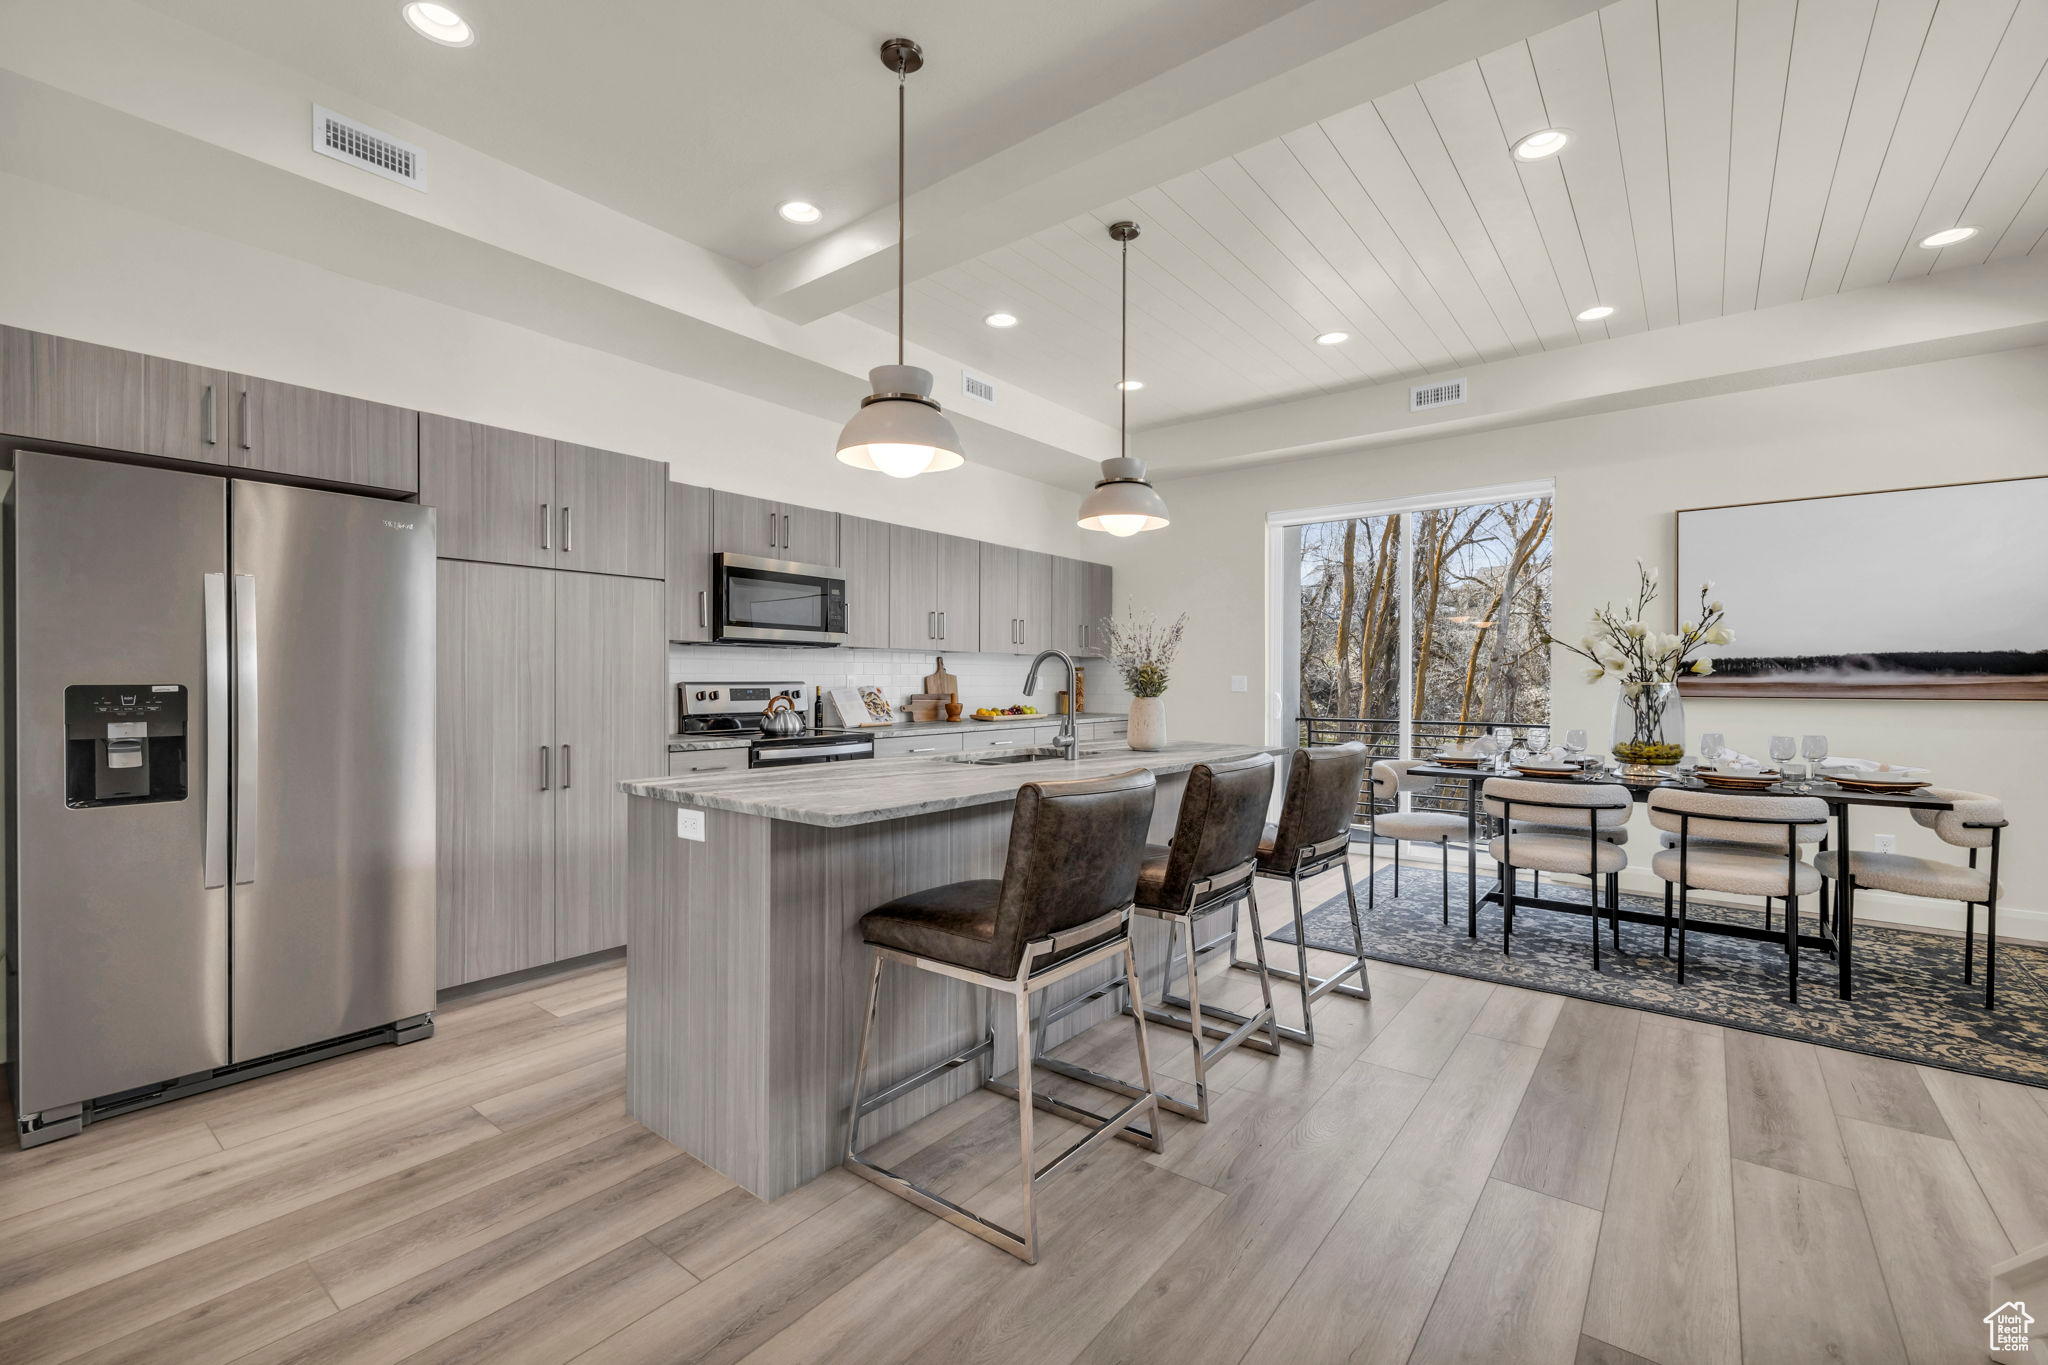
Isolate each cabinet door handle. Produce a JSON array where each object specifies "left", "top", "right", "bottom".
[
  {"left": 561, "top": 744, "right": 571, "bottom": 789},
  {"left": 237, "top": 389, "right": 252, "bottom": 450},
  {"left": 540, "top": 502, "right": 552, "bottom": 550},
  {"left": 908, "top": 746, "right": 938, "bottom": 754},
  {"left": 781, "top": 513, "right": 790, "bottom": 550},
  {"left": 927, "top": 610, "right": 935, "bottom": 639},
  {"left": 202, "top": 384, "right": 217, "bottom": 446},
  {"left": 561, "top": 505, "right": 572, "bottom": 553},
  {"left": 697, "top": 589, "right": 707, "bottom": 628},
  {"left": 768, "top": 511, "right": 777, "bottom": 548},
  {"left": 938, "top": 611, "right": 946, "bottom": 639},
  {"left": 540, "top": 745, "right": 551, "bottom": 791}
]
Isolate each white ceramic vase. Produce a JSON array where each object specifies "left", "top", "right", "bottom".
[{"left": 1128, "top": 696, "right": 1167, "bottom": 751}]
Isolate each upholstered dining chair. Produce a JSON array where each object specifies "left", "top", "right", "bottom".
[
  {"left": 1367, "top": 759, "right": 1473, "bottom": 924},
  {"left": 1482, "top": 778, "right": 1631, "bottom": 970},
  {"left": 1815, "top": 789, "right": 2006, "bottom": 1007},
  {"left": 1647, "top": 788, "right": 1828, "bottom": 1002}
]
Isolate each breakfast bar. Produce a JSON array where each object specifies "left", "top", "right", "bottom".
[{"left": 619, "top": 739, "right": 1272, "bottom": 1199}]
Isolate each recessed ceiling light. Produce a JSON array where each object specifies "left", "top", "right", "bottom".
[
  {"left": 401, "top": 2, "right": 475, "bottom": 47},
  {"left": 1117, "top": 379, "right": 1144, "bottom": 391},
  {"left": 1918, "top": 226, "right": 1977, "bottom": 248},
  {"left": 1314, "top": 331, "right": 1350, "bottom": 346},
  {"left": 1576, "top": 304, "right": 1615, "bottom": 322},
  {"left": 777, "top": 200, "right": 822, "bottom": 225},
  {"left": 983, "top": 312, "right": 1018, "bottom": 328},
  {"left": 1512, "top": 128, "right": 1570, "bottom": 161}
]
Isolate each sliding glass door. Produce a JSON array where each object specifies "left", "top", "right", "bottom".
[{"left": 1284, "top": 485, "right": 1554, "bottom": 779}]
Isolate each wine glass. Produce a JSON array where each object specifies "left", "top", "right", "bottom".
[
  {"left": 1700, "top": 731, "right": 1724, "bottom": 764},
  {"left": 1564, "top": 728, "right": 1587, "bottom": 763},
  {"left": 1802, "top": 734, "right": 1829, "bottom": 783},
  {"left": 1769, "top": 735, "right": 1796, "bottom": 779}
]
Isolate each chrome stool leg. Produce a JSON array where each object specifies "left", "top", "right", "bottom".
[{"left": 1141, "top": 898, "right": 1281, "bottom": 1121}]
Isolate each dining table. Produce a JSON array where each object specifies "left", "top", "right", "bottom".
[{"left": 1401, "top": 761, "right": 1956, "bottom": 1000}]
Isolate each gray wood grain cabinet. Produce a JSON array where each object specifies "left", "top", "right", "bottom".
[
  {"left": 438, "top": 561, "right": 667, "bottom": 985},
  {"left": 886, "top": 525, "right": 981, "bottom": 648},
  {"left": 713, "top": 490, "right": 837, "bottom": 565},
  {"left": 419, "top": 423, "right": 665, "bottom": 578},
  {"left": 979, "top": 544, "right": 1053, "bottom": 654},
  {"left": 1052, "top": 555, "right": 1115, "bottom": 658},
  {"left": 838, "top": 514, "right": 893, "bottom": 648},
  {"left": 0, "top": 328, "right": 231, "bottom": 466},
  {"left": 436, "top": 559, "right": 559, "bottom": 987},
  {"left": 231, "top": 375, "right": 419, "bottom": 492},
  {"left": 665, "top": 481, "right": 716, "bottom": 642},
  {"left": 555, "top": 572, "right": 667, "bottom": 959},
  {"left": 419, "top": 416, "right": 554, "bottom": 568},
  {"left": 555, "top": 443, "right": 667, "bottom": 579}
]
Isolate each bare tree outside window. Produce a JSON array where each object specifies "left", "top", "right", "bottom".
[{"left": 1297, "top": 496, "right": 1553, "bottom": 761}]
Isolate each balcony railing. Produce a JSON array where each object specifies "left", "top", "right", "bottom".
[{"left": 1296, "top": 715, "right": 1551, "bottom": 824}]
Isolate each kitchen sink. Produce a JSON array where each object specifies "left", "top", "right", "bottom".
[{"left": 940, "top": 744, "right": 1117, "bottom": 765}]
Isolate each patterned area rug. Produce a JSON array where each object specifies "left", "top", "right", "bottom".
[{"left": 1268, "top": 865, "right": 2048, "bottom": 1089}]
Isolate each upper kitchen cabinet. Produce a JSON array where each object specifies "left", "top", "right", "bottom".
[
  {"left": 838, "top": 514, "right": 892, "bottom": 649},
  {"left": 979, "top": 544, "right": 1053, "bottom": 655},
  {"left": 419, "top": 427, "right": 666, "bottom": 579},
  {"left": 554, "top": 443, "right": 666, "bottom": 579},
  {"left": 419, "top": 416, "right": 554, "bottom": 568},
  {"left": 231, "top": 375, "right": 419, "bottom": 493},
  {"left": 1052, "top": 556, "right": 1114, "bottom": 658},
  {"left": 666, "top": 481, "right": 716, "bottom": 643},
  {"left": 713, "top": 490, "right": 837, "bottom": 566},
  {"left": 0, "top": 327, "right": 231, "bottom": 467},
  {"left": 887, "top": 526, "right": 982, "bottom": 649}
]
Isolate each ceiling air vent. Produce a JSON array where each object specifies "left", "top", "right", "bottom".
[
  {"left": 960, "top": 370, "right": 997, "bottom": 405},
  {"left": 1410, "top": 377, "right": 1467, "bottom": 412},
  {"left": 312, "top": 106, "right": 427, "bottom": 190}
]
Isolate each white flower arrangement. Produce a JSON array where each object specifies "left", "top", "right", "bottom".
[{"left": 1550, "top": 562, "right": 1730, "bottom": 687}]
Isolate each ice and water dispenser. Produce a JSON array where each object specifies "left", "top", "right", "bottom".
[{"left": 63, "top": 685, "right": 189, "bottom": 807}]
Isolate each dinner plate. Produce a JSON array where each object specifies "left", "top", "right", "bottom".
[
  {"left": 1512, "top": 761, "right": 1577, "bottom": 778},
  {"left": 1831, "top": 772, "right": 1932, "bottom": 792},
  {"left": 1695, "top": 769, "right": 1780, "bottom": 790},
  {"left": 1432, "top": 753, "right": 1485, "bottom": 767}
]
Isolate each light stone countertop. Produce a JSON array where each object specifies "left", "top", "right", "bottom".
[
  {"left": 665, "top": 712, "right": 1128, "bottom": 753},
  {"left": 622, "top": 738, "right": 1272, "bottom": 827}
]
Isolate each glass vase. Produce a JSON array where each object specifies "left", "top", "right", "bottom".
[{"left": 1611, "top": 682, "right": 1684, "bottom": 771}]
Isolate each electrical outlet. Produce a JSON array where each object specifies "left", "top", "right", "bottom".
[
  {"left": 1229, "top": 675, "right": 1248, "bottom": 692},
  {"left": 676, "top": 808, "right": 705, "bottom": 842},
  {"left": 1872, "top": 833, "right": 1897, "bottom": 855}
]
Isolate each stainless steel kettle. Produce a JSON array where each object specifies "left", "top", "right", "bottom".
[{"left": 759, "top": 694, "right": 805, "bottom": 736}]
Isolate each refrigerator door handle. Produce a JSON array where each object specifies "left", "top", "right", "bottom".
[
  {"left": 232, "top": 573, "right": 259, "bottom": 885},
  {"left": 204, "top": 572, "right": 230, "bottom": 889}
]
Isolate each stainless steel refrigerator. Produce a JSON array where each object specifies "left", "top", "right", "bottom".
[{"left": 6, "top": 450, "right": 438, "bottom": 1146}]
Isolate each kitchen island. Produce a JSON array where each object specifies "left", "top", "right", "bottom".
[{"left": 619, "top": 739, "right": 1272, "bottom": 1198}]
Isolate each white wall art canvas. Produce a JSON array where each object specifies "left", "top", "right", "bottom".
[{"left": 1676, "top": 476, "right": 2048, "bottom": 699}]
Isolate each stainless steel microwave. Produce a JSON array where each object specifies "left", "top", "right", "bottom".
[{"left": 713, "top": 553, "right": 848, "bottom": 646}]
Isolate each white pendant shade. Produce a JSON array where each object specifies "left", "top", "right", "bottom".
[
  {"left": 1077, "top": 457, "right": 1169, "bottom": 536},
  {"left": 836, "top": 365, "right": 963, "bottom": 479}
]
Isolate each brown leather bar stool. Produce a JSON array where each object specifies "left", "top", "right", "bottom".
[
  {"left": 1230, "top": 741, "right": 1373, "bottom": 1046},
  {"left": 1125, "top": 753, "right": 1282, "bottom": 1122},
  {"left": 843, "top": 768, "right": 1163, "bottom": 1264}
]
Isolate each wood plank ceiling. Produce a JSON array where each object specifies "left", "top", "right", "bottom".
[{"left": 856, "top": 0, "right": 2048, "bottom": 429}]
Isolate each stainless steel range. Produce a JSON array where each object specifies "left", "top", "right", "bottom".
[{"left": 674, "top": 681, "right": 874, "bottom": 768}]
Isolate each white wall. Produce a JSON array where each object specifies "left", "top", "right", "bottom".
[
  {"left": 1108, "top": 346, "right": 2048, "bottom": 936},
  {"left": 0, "top": 172, "right": 1096, "bottom": 559}
]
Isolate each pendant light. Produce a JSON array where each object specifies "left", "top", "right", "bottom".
[
  {"left": 835, "top": 37, "right": 964, "bottom": 480},
  {"left": 1078, "top": 221, "right": 1170, "bottom": 536}
]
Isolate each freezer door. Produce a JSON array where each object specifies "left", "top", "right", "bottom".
[
  {"left": 228, "top": 481, "right": 437, "bottom": 1060},
  {"left": 9, "top": 452, "right": 230, "bottom": 1116}
]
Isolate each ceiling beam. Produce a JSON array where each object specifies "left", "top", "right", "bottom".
[
  {"left": 1133, "top": 255, "right": 2048, "bottom": 474},
  {"left": 750, "top": 0, "right": 1615, "bottom": 324}
]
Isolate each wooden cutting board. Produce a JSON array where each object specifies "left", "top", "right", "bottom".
[{"left": 923, "top": 655, "right": 957, "bottom": 698}]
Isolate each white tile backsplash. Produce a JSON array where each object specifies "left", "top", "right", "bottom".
[{"left": 668, "top": 645, "right": 1129, "bottom": 730}]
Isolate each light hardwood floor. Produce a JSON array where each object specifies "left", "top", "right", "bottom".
[{"left": 2, "top": 855, "right": 2042, "bottom": 1365}]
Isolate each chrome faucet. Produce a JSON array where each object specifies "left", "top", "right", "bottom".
[{"left": 1022, "top": 649, "right": 1080, "bottom": 760}]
